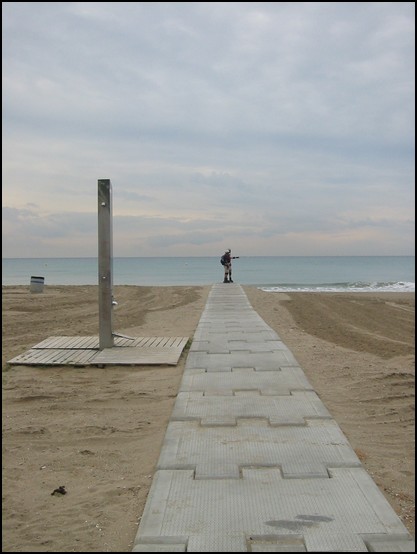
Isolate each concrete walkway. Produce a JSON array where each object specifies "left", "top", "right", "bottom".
[{"left": 132, "top": 284, "right": 414, "bottom": 552}]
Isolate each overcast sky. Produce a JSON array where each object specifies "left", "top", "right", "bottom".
[{"left": 2, "top": 2, "right": 415, "bottom": 258}]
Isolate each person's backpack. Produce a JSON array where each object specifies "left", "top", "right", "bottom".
[{"left": 220, "top": 254, "right": 226, "bottom": 266}]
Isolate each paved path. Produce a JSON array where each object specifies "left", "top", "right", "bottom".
[{"left": 133, "top": 284, "right": 414, "bottom": 552}]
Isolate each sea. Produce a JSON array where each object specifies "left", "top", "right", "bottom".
[{"left": 2, "top": 256, "right": 415, "bottom": 293}]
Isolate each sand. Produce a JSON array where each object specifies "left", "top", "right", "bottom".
[{"left": 2, "top": 284, "right": 415, "bottom": 552}]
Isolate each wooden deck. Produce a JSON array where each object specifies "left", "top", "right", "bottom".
[{"left": 7, "top": 336, "right": 189, "bottom": 367}]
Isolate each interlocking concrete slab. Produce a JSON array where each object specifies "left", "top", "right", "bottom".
[
  {"left": 157, "top": 419, "right": 361, "bottom": 478},
  {"left": 132, "top": 284, "right": 414, "bottom": 552},
  {"left": 179, "top": 366, "right": 313, "bottom": 394},
  {"left": 171, "top": 390, "right": 331, "bottom": 425},
  {"left": 185, "top": 350, "right": 299, "bottom": 370},
  {"left": 191, "top": 329, "right": 280, "bottom": 345},
  {"left": 189, "top": 339, "right": 286, "bottom": 353},
  {"left": 133, "top": 468, "right": 412, "bottom": 552}
]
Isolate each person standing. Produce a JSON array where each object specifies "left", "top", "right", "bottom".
[{"left": 221, "top": 249, "right": 239, "bottom": 283}]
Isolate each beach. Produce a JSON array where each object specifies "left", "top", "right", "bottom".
[{"left": 2, "top": 285, "right": 415, "bottom": 552}]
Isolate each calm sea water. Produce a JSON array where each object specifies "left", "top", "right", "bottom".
[{"left": 2, "top": 256, "right": 415, "bottom": 292}]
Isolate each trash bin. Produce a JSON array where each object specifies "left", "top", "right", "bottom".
[{"left": 30, "top": 276, "right": 45, "bottom": 293}]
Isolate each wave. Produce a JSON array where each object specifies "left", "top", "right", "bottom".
[{"left": 259, "top": 281, "right": 415, "bottom": 293}]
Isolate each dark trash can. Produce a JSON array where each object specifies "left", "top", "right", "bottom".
[{"left": 30, "top": 276, "right": 45, "bottom": 293}]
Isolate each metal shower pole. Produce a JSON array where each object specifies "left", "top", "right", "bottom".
[{"left": 97, "top": 179, "right": 114, "bottom": 349}]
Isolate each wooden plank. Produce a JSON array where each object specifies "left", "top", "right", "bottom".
[
  {"left": 57, "top": 336, "right": 86, "bottom": 349},
  {"left": 130, "top": 337, "right": 149, "bottom": 347},
  {"left": 113, "top": 337, "right": 134, "bottom": 347},
  {"left": 65, "top": 350, "right": 98, "bottom": 364},
  {"left": 32, "top": 336, "right": 188, "bottom": 350},
  {"left": 65, "top": 336, "right": 93, "bottom": 349},
  {"left": 91, "top": 347, "right": 184, "bottom": 366},
  {"left": 45, "top": 349, "right": 77, "bottom": 364},
  {"left": 7, "top": 336, "right": 189, "bottom": 366},
  {"left": 33, "top": 336, "right": 66, "bottom": 349},
  {"left": 32, "top": 336, "right": 98, "bottom": 349},
  {"left": 9, "top": 348, "right": 99, "bottom": 366}
]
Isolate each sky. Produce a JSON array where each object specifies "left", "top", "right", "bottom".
[{"left": 2, "top": 2, "right": 415, "bottom": 258}]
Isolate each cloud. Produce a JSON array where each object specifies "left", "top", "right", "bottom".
[{"left": 2, "top": 1, "right": 415, "bottom": 257}]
